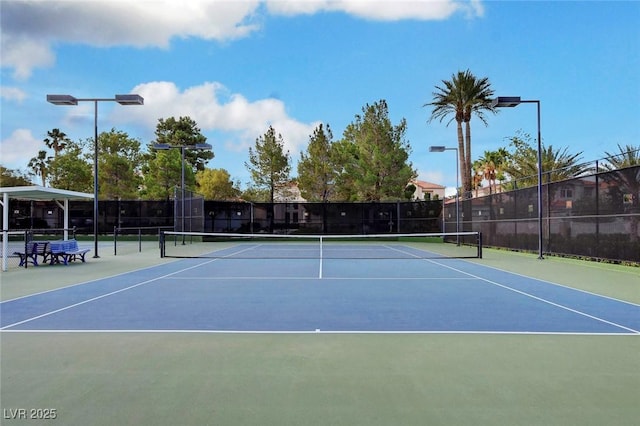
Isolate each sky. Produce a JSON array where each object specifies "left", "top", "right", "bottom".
[{"left": 1, "top": 0, "right": 639, "bottom": 195}]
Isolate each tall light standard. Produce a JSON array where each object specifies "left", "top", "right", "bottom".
[
  {"left": 153, "top": 143, "right": 212, "bottom": 243},
  {"left": 429, "top": 146, "right": 459, "bottom": 243},
  {"left": 491, "top": 96, "right": 543, "bottom": 259},
  {"left": 47, "top": 94, "right": 144, "bottom": 258}
]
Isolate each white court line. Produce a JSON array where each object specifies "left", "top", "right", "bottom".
[
  {"left": 163, "top": 276, "right": 476, "bottom": 280},
  {"left": 468, "top": 260, "right": 640, "bottom": 308},
  {"left": 1, "top": 244, "right": 267, "bottom": 330},
  {"left": 318, "top": 237, "right": 323, "bottom": 279},
  {"left": 4, "top": 246, "right": 637, "bottom": 334},
  {"left": 1, "top": 329, "right": 638, "bottom": 336},
  {"left": 0, "top": 259, "right": 222, "bottom": 330},
  {"left": 385, "top": 246, "right": 640, "bottom": 334},
  {"left": 0, "top": 260, "right": 186, "bottom": 304}
]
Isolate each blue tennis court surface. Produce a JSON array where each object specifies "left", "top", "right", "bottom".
[{"left": 1, "top": 255, "right": 639, "bottom": 334}]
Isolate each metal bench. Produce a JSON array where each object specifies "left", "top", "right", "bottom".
[
  {"left": 49, "top": 239, "right": 91, "bottom": 265},
  {"left": 13, "top": 241, "right": 49, "bottom": 267}
]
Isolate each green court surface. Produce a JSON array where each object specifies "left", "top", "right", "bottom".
[{"left": 1, "top": 242, "right": 639, "bottom": 425}]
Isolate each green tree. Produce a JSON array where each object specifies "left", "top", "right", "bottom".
[
  {"left": 297, "top": 123, "right": 338, "bottom": 202},
  {"left": 335, "top": 100, "right": 416, "bottom": 201},
  {"left": 404, "top": 183, "right": 417, "bottom": 201},
  {"left": 0, "top": 166, "right": 32, "bottom": 186},
  {"left": 503, "top": 131, "right": 586, "bottom": 188},
  {"left": 602, "top": 144, "right": 640, "bottom": 169},
  {"left": 426, "top": 70, "right": 495, "bottom": 198},
  {"left": 245, "top": 125, "right": 291, "bottom": 203},
  {"left": 476, "top": 148, "right": 509, "bottom": 194},
  {"left": 48, "top": 141, "right": 92, "bottom": 192},
  {"left": 240, "top": 186, "right": 270, "bottom": 202},
  {"left": 27, "top": 150, "right": 51, "bottom": 186},
  {"left": 141, "top": 149, "right": 184, "bottom": 200},
  {"left": 153, "top": 116, "right": 213, "bottom": 172},
  {"left": 196, "top": 168, "right": 241, "bottom": 200},
  {"left": 98, "top": 129, "right": 143, "bottom": 200},
  {"left": 472, "top": 159, "right": 485, "bottom": 197},
  {"left": 43, "top": 128, "right": 70, "bottom": 158},
  {"left": 142, "top": 117, "right": 213, "bottom": 200},
  {"left": 43, "top": 128, "right": 71, "bottom": 184}
]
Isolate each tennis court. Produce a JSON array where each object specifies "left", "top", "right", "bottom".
[{"left": 1, "top": 235, "right": 639, "bottom": 425}]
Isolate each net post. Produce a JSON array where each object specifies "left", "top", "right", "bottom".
[
  {"left": 159, "top": 231, "right": 165, "bottom": 258},
  {"left": 114, "top": 226, "right": 118, "bottom": 256},
  {"left": 478, "top": 232, "right": 483, "bottom": 259}
]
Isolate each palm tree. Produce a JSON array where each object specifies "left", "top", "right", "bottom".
[
  {"left": 477, "top": 148, "right": 509, "bottom": 194},
  {"left": 503, "top": 132, "right": 586, "bottom": 188},
  {"left": 472, "top": 160, "right": 484, "bottom": 197},
  {"left": 602, "top": 144, "right": 640, "bottom": 170},
  {"left": 28, "top": 150, "right": 51, "bottom": 186},
  {"left": 43, "top": 128, "right": 70, "bottom": 158},
  {"left": 541, "top": 145, "right": 586, "bottom": 183},
  {"left": 426, "top": 70, "right": 496, "bottom": 198}
]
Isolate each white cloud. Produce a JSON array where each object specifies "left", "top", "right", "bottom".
[
  {"left": 0, "top": 129, "right": 43, "bottom": 170},
  {"left": 1, "top": 0, "right": 262, "bottom": 79},
  {"left": 0, "top": 86, "right": 28, "bottom": 103},
  {"left": 1, "top": 0, "right": 484, "bottom": 79},
  {"left": 0, "top": 82, "right": 317, "bottom": 174},
  {"left": 109, "top": 81, "right": 320, "bottom": 156},
  {"left": 266, "top": 0, "right": 483, "bottom": 20},
  {"left": 0, "top": 34, "right": 56, "bottom": 80}
]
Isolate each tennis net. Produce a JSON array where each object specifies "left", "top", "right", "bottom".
[{"left": 160, "top": 231, "right": 482, "bottom": 259}]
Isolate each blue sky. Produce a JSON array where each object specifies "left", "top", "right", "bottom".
[{"left": 1, "top": 0, "right": 639, "bottom": 194}]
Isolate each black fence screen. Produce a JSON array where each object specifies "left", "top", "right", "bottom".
[
  {"left": 444, "top": 165, "right": 640, "bottom": 263},
  {"left": 2, "top": 166, "right": 638, "bottom": 263},
  {"left": 206, "top": 201, "right": 442, "bottom": 235},
  {"left": 3, "top": 200, "right": 442, "bottom": 236}
]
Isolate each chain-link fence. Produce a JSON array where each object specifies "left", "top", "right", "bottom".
[
  {"left": 444, "top": 165, "right": 639, "bottom": 263},
  {"left": 204, "top": 201, "right": 442, "bottom": 234},
  {"left": 3, "top": 165, "right": 638, "bottom": 264}
]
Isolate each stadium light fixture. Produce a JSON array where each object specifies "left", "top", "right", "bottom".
[
  {"left": 429, "top": 145, "right": 460, "bottom": 244},
  {"left": 46, "top": 94, "right": 78, "bottom": 105},
  {"left": 114, "top": 94, "right": 144, "bottom": 105},
  {"left": 47, "top": 93, "right": 144, "bottom": 258},
  {"left": 491, "top": 96, "right": 544, "bottom": 259},
  {"left": 153, "top": 143, "right": 212, "bottom": 243}
]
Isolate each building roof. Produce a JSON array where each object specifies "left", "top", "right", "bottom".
[
  {"left": 0, "top": 185, "right": 94, "bottom": 201},
  {"left": 411, "top": 180, "right": 445, "bottom": 190}
]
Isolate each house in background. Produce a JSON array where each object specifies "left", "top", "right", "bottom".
[
  {"left": 410, "top": 180, "right": 445, "bottom": 201},
  {"left": 274, "top": 182, "right": 306, "bottom": 202},
  {"left": 274, "top": 180, "right": 448, "bottom": 202}
]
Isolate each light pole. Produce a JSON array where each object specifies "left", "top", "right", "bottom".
[
  {"left": 47, "top": 94, "right": 143, "bottom": 258},
  {"left": 429, "top": 145, "right": 459, "bottom": 243},
  {"left": 491, "top": 96, "right": 543, "bottom": 259},
  {"left": 153, "top": 143, "right": 212, "bottom": 242}
]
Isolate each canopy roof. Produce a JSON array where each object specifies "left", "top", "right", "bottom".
[{"left": 0, "top": 185, "right": 94, "bottom": 201}]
